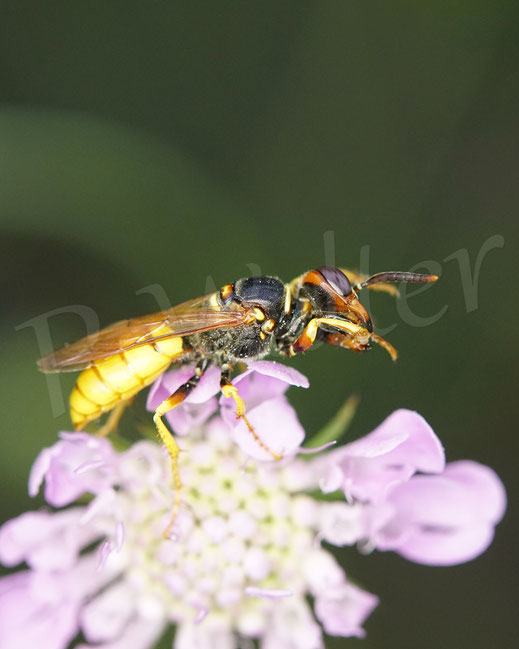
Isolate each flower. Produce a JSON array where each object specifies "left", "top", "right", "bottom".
[
  {"left": 313, "top": 409, "right": 506, "bottom": 565},
  {"left": 0, "top": 363, "right": 506, "bottom": 649}
]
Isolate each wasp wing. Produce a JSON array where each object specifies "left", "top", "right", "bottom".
[{"left": 38, "top": 293, "right": 255, "bottom": 372}]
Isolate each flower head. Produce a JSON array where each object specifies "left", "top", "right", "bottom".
[{"left": 0, "top": 363, "right": 506, "bottom": 649}]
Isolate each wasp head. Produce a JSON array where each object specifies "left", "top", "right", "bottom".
[{"left": 301, "top": 266, "right": 373, "bottom": 332}]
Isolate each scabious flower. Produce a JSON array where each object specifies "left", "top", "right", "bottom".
[{"left": 0, "top": 362, "right": 506, "bottom": 649}]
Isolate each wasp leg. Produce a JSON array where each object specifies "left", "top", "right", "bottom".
[
  {"left": 96, "top": 399, "right": 130, "bottom": 437},
  {"left": 324, "top": 331, "right": 369, "bottom": 353},
  {"left": 154, "top": 361, "right": 208, "bottom": 538},
  {"left": 220, "top": 371, "right": 282, "bottom": 461},
  {"left": 288, "top": 317, "right": 366, "bottom": 355},
  {"left": 370, "top": 332, "right": 398, "bottom": 361},
  {"left": 287, "top": 273, "right": 305, "bottom": 297},
  {"left": 325, "top": 330, "right": 398, "bottom": 361}
]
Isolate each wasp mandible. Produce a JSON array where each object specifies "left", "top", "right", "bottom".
[{"left": 39, "top": 266, "right": 437, "bottom": 530}]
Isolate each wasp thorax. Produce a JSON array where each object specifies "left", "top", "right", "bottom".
[{"left": 234, "top": 277, "right": 285, "bottom": 321}]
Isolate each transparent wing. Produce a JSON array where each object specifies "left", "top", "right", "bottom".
[{"left": 38, "top": 293, "right": 255, "bottom": 372}]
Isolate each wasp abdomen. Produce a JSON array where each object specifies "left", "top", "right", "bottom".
[{"left": 69, "top": 326, "right": 184, "bottom": 430}]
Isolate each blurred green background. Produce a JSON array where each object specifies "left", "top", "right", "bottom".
[{"left": 1, "top": 2, "right": 517, "bottom": 648}]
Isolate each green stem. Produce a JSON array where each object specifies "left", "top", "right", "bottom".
[{"left": 304, "top": 393, "right": 360, "bottom": 451}]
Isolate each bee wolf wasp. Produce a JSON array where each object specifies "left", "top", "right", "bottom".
[{"left": 39, "top": 266, "right": 437, "bottom": 532}]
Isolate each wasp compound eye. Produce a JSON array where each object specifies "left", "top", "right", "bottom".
[{"left": 317, "top": 267, "right": 353, "bottom": 296}]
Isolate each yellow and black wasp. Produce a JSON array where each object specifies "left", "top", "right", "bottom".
[{"left": 39, "top": 266, "right": 437, "bottom": 531}]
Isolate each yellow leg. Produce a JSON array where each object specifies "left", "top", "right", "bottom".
[
  {"left": 154, "top": 377, "right": 201, "bottom": 538},
  {"left": 370, "top": 332, "right": 398, "bottom": 361},
  {"left": 154, "top": 412, "right": 182, "bottom": 539},
  {"left": 97, "top": 400, "right": 129, "bottom": 437},
  {"left": 220, "top": 377, "right": 282, "bottom": 461}
]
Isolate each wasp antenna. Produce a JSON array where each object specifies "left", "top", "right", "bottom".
[{"left": 356, "top": 271, "right": 438, "bottom": 291}]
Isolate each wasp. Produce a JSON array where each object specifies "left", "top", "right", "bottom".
[{"left": 39, "top": 266, "right": 437, "bottom": 533}]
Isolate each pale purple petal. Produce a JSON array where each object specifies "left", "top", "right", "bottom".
[
  {"left": 77, "top": 616, "right": 165, "bottom": 649},
  {"left": 29, "top": 433, "right": 117, "bottom": 506},
  {"left": 0, "top": 508, "right": 97, "bottom": 570},
  {"left": 0, "top": 570, "right": 79, "bottom": 649},
  {"left": 303, "top": 550, "right": 347, "bottom": 595},
  {"left": 262, "top": 598, "right": 323, "bottom": 649},
  {"left": 2, "top": 554, "right": 127, "bottom": 649},
  {"left": 316, "top": 410, "right": 445, "bottom": 503},
  {"left": 393, "top": 521, "right": 498, "bottom": 566},
  {"left": 318, "top": 463, "right": 343, "bottom": 494},
  {"left": 97, "top": 540, "right": 113, "bottom": 571},
  {"left": 318, "top": 502, "right": 364, "bottom": 547},
  {"left": 115, "top": 521, "right": 125, "bottom": 551},
  {"left": 147, "top": 365, "right": 221, "bottom": 406},
  {"left": 230, "top": 397, "right": 305, "bottom": 461},
  {"left": 244, "top": 586, "right": 292, "bottom": 599},
  {"left": 81, "top": 489, "right": 118, "bottom": 526},
  {"left": 245, "top": 360, "right": 309, "bottom": 388},
  {"left": 27, "top": 446, "right": 52, "bottom": 497},
  {"left": 80, "top": 581, "right": 135, "bottom": 642},
  {"left": 165, "top": 398, "right": 219, "bottom": 436},
  {"left": 345, "top": 409, "right": 445, "bottom": 471},
  {"left": 118, "top": 441, "right": 168, "bottom": 489},
  {"left": 220, "top": 362, "right": 308, "bottom": 421},
  {"left": 298, "top": 441, "right": 337, "bottom": 455},
  {"left": 175, "top": 621, "right": 235, "bottom": 649},
  {"left": 441, "top": 461, "right": 507, "bottom": 523},
  {"left": 375, "top": 461, "right": 507, "bottom": 565},
  {"left": 281, "top": 457, "right": 318, "bottom": 492},
  {"left": 147, "top": 366, "right": 194, "bottom": 409},
  {"left": 146, "top": 366, "right": 221, "bottom": 435},
  {"left": 315, "top": 582, "right": 378, "bottom": 638}
]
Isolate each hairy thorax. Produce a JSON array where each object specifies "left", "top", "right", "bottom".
[{"left": 189, "top": 324, "right": 273, "bottom": 364}]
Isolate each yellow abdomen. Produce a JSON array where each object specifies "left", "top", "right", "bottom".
[{"left": 70, "top": 326, "right": 185, "bottom": 430}]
